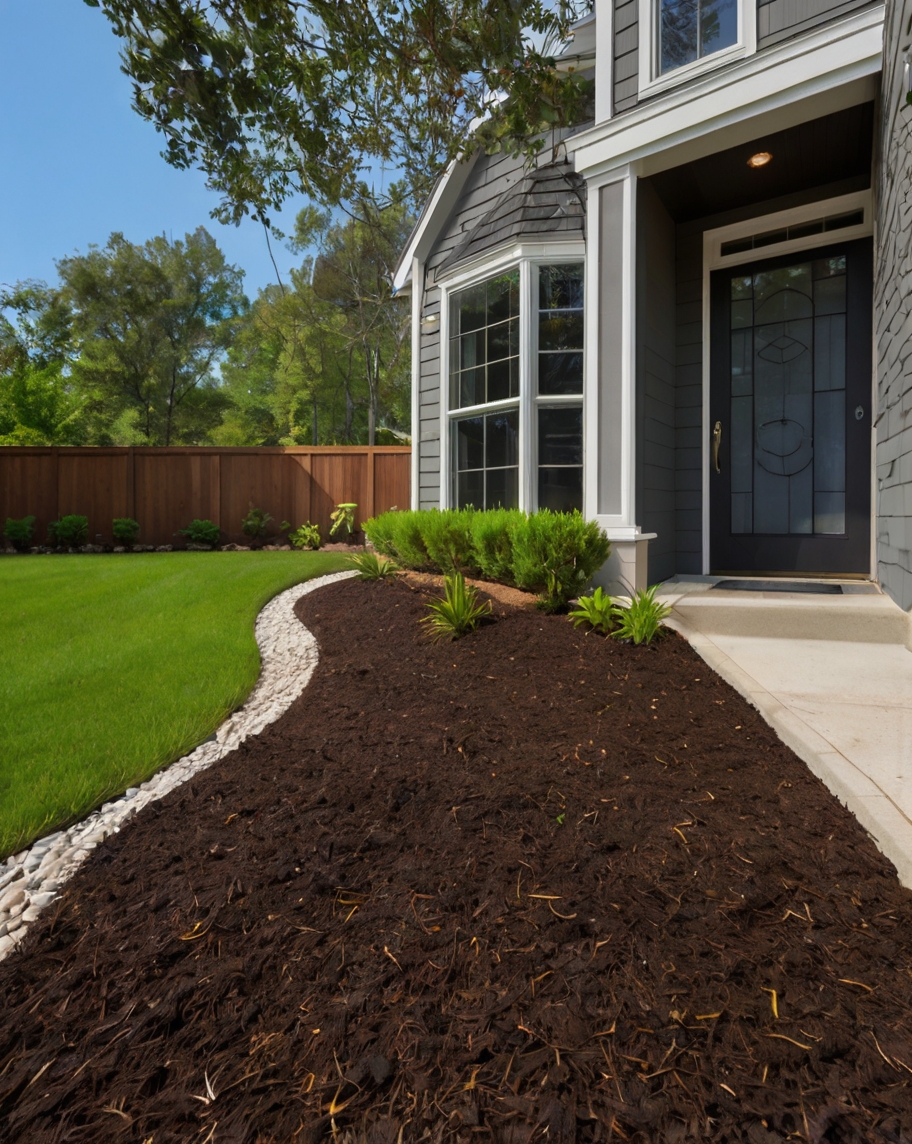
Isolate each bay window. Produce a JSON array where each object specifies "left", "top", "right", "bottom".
[{"left": 448, "top": 260, "right": 584, "bottom": 513}]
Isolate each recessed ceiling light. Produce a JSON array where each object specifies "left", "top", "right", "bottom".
[{"left": 747, "top": 151, "right": 772, "bottom": 168}]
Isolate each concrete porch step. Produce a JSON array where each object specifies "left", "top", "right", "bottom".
[{"left": 670, "top": 591, "right": 912, "bottom": 647}]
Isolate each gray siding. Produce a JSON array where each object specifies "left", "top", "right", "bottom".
[
  {"left": 875, "top": 0, "right": 912, "bottom": 609},
  {"left": 758, "top": 0, "right": 875, "bottom": 47},
  {"left": 614, "top": 0, "right": 639, "bottom": 113},
  {"left": 635, "top": 181, "right": 678, "bottom": 582}
]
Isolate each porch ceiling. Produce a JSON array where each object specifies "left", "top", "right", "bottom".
[{"left": 648, "top": 102, "right": 873, "bottom": 222}]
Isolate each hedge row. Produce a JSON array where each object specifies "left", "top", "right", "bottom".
[{"left": 363, "top": 508, "right": 610, "bottom": 611}]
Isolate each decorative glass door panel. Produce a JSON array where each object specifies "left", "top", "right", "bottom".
[{"left": 710, "top": 240, "right": 871, "bottom": 575}]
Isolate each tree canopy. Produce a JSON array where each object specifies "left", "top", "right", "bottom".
[{"left": 83, "top": 0, "right": 593, "bottom": 222}]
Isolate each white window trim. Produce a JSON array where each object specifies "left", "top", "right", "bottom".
[
  {"left": 699, "top": 189, "right": 874, "bottom": 574},
  {"left": 437, "top": 242, "right": 586, "bottom": 512},
  {"left": 638, "top": 0, "right": 757, "bottom": 98}
]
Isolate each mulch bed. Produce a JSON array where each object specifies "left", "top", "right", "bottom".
[{"left": 1, "top": 576, "right": 911, "bottom": 1144}]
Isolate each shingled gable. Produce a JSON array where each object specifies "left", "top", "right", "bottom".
[{"left": 436, "top": 160, "right": 587, "bottom": 275}]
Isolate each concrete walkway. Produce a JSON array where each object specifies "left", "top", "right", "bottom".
[{"left": 661, "top": 577, "right": 912, "bottom": 888}]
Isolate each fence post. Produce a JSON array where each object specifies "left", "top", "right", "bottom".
[
  {"left": 365, "top": 448, "right": 376, "bottom": 524},
  {"left": 125, "top": 447, "right": 135, "bottom": 522}
]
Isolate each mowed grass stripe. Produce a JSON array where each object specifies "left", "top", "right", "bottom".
[{"left": 0, "top": 551, "right": 349, "bottom": 857}]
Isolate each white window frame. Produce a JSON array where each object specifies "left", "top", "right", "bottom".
[
  {"left": 437, "top": 241, "right": 586, "bottom": 512},
  {"left": 638, "top": 0, "right": 757, "bottom": 98},
  {"left": 700, "top": 188, "right": 874, "bottom": 574}
]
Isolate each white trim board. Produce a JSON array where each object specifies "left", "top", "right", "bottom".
[{"left": 700, "top": 189, "right": 875, "bottom": 575}]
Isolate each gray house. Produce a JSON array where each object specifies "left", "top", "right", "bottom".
[{"left": 395, "top": 0, "right": 912, "bottom": 609}]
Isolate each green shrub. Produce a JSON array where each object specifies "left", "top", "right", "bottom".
[
  {"left": 568, "top": 586, "right": 615, "bottom": 634},
  {"left": 287, "top": 522, "right": 321, "bottom": 550},
  {"left": 611, "top": 585, "right": 672, "bottom": 645},
  {"left": 347, "top": 551, "right": 399, "bottom": 580},
  {"left": 365, "top": 508, "right": 610, "bottom": 608},
  {"left": 241, "top": 506, "right": 272, "bottom": 544},
  {"left": 469, "top": 508, "right": 523, "bottom": 583},
  {"left": 329, "top": 502, "right": 357, "bottom": 540},
  {"left": 48, "top": 515, "right": 89, "bottom": 548},
  {"left": 112, "top": 518, "right": 140, "bottom": 546},
  {"left": 419, "top": 509, "right": 477, "bottom": 574},
  {"left": 3, "top": 515, "right": 35, "bottom": 552},
  {"left": 179, "top": 519, "right": 220, "bottom": 547},
  {"left": 511, "top": 510, "right": 611, "bottom": 612},
  {"left": 364, "top": 510, "right": 432, "bottom": 569},
  {"left": 421, "top": 572, "right": 491, "bottom": 642}
]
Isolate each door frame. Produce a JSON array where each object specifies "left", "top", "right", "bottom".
[{"left": 700, "top": 188, "right": 874, "bottom": 575}]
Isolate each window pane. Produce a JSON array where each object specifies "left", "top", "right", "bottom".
[
  {"left": 459, "top": 330, "right": 486, "bottom": 371},
  {"left": 540, "top": 311, "right": 584, "bottom": 351},
  {"left": 540, "top": 351, "right": 584, "bottom": 395},
  {"left": 700, "top": 0, "right": 737, "bottom": 55},
  {"left": 456, "top": 417, "right": 484, "bottom": 470},
  {"left": 815, "top": 491, "right": 845, "bottom": 535},
  {"left": 488, "top": 317, "right": 518, "bottom": 362},
  {"left": 458, "top": 469, "right": 484, "bottom": 510},
  {"left": 539, "top": 265, "right": 584, "bottom": 310},
  {"left": 454, "top": 283, "right": 486, "bottom": 334},
  {"left": 486, "top": 410, "right": 519, "bottom": 469},
  {"left": 487, "top": 357, "right": 517, "bottom": 403},
  {"left": 458, "top": 367, "right": 485, "bottom": 408},
  {"left": 487, "top": 466, "right": 519, "bottom": 510},
  {"left": 486, "top": 272, "right": 520, "bottom": 323},
  {"left": 813, "top": 275, "right": 846, "bottom": 316},
  {"left": 539, "top": 467, "right": 583, "bottom": 513},
  {"left": 539, "top": 407, "right": 583, "bottom": 466},
  {"left": 660, "top": 0, "right": 699, "bottom": 72}
]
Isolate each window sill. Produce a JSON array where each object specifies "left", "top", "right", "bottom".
[{"left": 638, "top": 41, "right": 750, "bottom": 99}]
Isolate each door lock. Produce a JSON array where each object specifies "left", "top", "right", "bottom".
[
  {"left": 855, "top": 405, "right": 865, "bottom": 421},
  {"left": 712, "top": 421, "right": 722, "bottom": 473}
]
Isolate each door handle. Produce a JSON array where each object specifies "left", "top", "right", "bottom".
[{"left": 712, "top": 421, "right": 722, "bottom": 474}]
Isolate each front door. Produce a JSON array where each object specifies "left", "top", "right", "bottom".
[{"left": 709, "top": 239, "right": 872, "bottom": 575}]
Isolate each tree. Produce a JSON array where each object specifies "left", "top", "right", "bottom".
[
  {"left": 216, "top": 201, "right": 413, "bottom": 447},
  {"left": 0, "top": 282, "right": 87, "bottom": 445},
  {"left": 58, "top": 228, "right": 247, "bottom": 445},
  {"left": 83, "top": 0, "right": 593, "bottom": 223}
]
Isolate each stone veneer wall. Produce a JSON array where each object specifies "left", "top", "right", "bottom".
[{"left": 876, "top": 0, "right": 912, "bottom": 610}]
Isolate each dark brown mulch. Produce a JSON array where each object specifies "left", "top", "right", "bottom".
[{"left": 1, "top": 577, "right": 910, "bottom": 1144}]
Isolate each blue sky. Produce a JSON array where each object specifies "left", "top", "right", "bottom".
[{"left": 0, "top": 0, "right": 309, "bottom": 300}]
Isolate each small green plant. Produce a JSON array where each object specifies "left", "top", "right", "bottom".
[
  {"left": 347, "top": 551, "right": 399, "bottom": 580},
  {"left": 112, "top": 518, "right": 140, "bottom": 546},
  {"left": 241, "top": 506, "right": 272, "bottom": 545},
  {"left": 329, "top": 502, "right": 357, "bottom": 540},
  {"left": 568, "top": 586, "right": 615, "bottom": 634},
  {"left": 611, "top": 585, "right": 672, "bottom": 645},
  {"left": 286, "top": 522, "right": 321, "bottom": 550},
  {"left": 3, "top": 515, "right": 35, "bottom": 552},
  {"left": 421, "top": 571, "right": 491, "bottom": 642},
  {"left": 556, "top": 812, "right": 566, "bottom": 826},
  {"left": 48, "top": 515, "right": 89, "bottom": 548},
  {"left": 179, "top": 519, "right": 220, "bottom": 547}
]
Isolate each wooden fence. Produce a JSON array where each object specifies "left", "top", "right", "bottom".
[{"left": 0, "top": 446, "right": 411, "bottom": 547}]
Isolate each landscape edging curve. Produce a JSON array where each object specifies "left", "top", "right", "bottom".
[{"left": 0, "top": 569, "right": 357, "bottom": 960}]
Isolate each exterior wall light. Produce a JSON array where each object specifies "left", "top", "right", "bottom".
[
  {"left": 420, "top": 313, "right": 439, "bottom": 326},
  {"left": 905, "top": 51, "right": 912, "bottom": 106},
  {"left": 747, "top": 152, "right": 773, "bottom": 168}
]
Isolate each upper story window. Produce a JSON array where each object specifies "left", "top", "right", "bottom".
[
  {"left": 659, "top": 0, "right": 738, "bottom": 73},
  {"left": 447, "top": 262, "right": 584, "bottom": 514},
  {"left": 640, "top": 0, "right": 754, "bottom": 94}
]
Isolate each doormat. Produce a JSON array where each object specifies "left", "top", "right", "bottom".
[{"left": 712, "top": 579, "right": 843, "bottom": 594}]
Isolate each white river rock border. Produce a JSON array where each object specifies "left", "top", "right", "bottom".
[{"left": 0, "top": 569, "right": 356, "bottom": 962}]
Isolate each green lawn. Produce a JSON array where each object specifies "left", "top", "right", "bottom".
[{"left": 0, "top": 551, "right": 350, "bottom": 858}]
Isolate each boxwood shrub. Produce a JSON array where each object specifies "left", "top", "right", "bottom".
[{"left": 364, "top": 508, "right": 610, "bottom": 611}]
